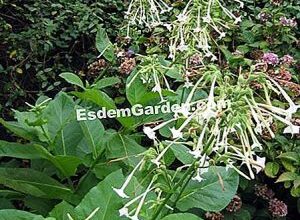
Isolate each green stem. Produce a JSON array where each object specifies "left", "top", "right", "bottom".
[
  {"left": 150, "top": 161, "right": 197, "bottom": 220},
  {"left": 75, "top": 151, "right": 104, "bottom": 192},
  {"left": 168, "top": 169, "right": 196, "bottom": 214}
]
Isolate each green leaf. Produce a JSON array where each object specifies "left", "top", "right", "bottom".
[
  {"left": 0, "top": 190, "right": 24, "bottom": 199},
  {"left": 44, "top": 92, "right": 84, "bottom": 156},
  {"left": 161, "top": 213, "right": 203, "bottom": 220},
  {"left": 0, "top": 118, "right": 42, "bottom": 142},
  {"left": 0, "top": 168, "right": 72, "bottom": 200},
  {"left": 242, "top": 31, "right": 255, "bottom": 44},
  {"left": 177, "top": 166, "right": 239, "bottom": 212},
  {"left": 278, "top": 152, "right": 300, "bottom": 165},
  {"left": 93, "top": 77, "right": 121, "bottom": 90},
  {"left": 233, "top": 209, "right": 251, "bottom": 220},
  {"left": 105, "top": 132, "right": 146, "bottom": 166},
  {"left": 79, "top": 119, "right": 105, "bottom": 158},
  {"left": 49, "top": 201, "right": 75, "bottom": 220},
  {"left": 73, "top": 89, "right": 116, "bottom": 110},
  {"left": 74, "top": 170, "right": 125, "bottom": 220},
  {"left": 59, "top": 72, "right": 85, "bottom": 89},
  {"left": 276, "top": 172, "right": 298, "bottom": 183},
  {"left": 73, "top": 89, "right": 135, "bottom": 128},
  {"left": 0, "top": 140, "right": 81, "bottom": 177},
  {"left": 126, "top": 71, "right": 149, "bottom": 105},
  {"left": 96, "top": 28, "right": 115, "bottom": 62},
  {"left": 171, "top": 144, "right": 194, "bottom": 164},
  {"left": 0, "top": 210, "right": 54, "bottom": 220},
  {"left": 264, "top": 162, "right": 280, "bottom": 178}
]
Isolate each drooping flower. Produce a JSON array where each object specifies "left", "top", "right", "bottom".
[
  {"left": 283, "top": 124, "right": 300, "bottom": 135},
  {"left": 252, "top": 155, "right": 266, "bottom": 174},
  {"left": 143, "top": 127, "right": 156, "bottom": 140},
  {"left": 151, "top": 141, "right": 177, "bottom": 167},
  {"left": 113, "top": 158, "right": 144, "bottom": 198},
  {"left": 176, "top": 13, "right": 189, "bottom": 23},
  {"left": 128, "top": 179, "right": 154, "bottom": 220}
]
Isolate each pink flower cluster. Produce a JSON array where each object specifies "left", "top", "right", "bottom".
[
  {"left": 263, "top": 53, "right": 294, "bottom": 66},
  {"left": 280, "top": 16, "right": 297, "bottom": 27},
  {"left": 263, "top": 53, "right": 279, "bottom": 65}
]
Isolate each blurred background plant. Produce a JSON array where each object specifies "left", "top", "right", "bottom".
[{"left": 0, "top": 0, "right": 125, "bottom": 118}]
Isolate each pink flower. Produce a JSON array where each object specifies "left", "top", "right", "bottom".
[
  {"left": 280, "top": 17, "right": 297, "bottom": 27},
  {"left": 281, "top": 55, "right": 294, "bottom": 65},
  {"left": 263, "top": 53, "right": 279, "bottom": 65}
]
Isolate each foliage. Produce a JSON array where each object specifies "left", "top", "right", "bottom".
[{"left": 0, "top": 0, "right": 124, "bottom": 114}]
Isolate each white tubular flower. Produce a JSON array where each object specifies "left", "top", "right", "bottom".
[
  {"left": 283, "top": 124, "right": 300, "bottom": 135},
  {"left": 176, "top": 13, "right": 189, "bottom": 23},
  {"left": 170, "top": 127, "right": 183, "bottom": 139},
  {"left": 202, "top": 15, "right": 212, "bottom": 23},
  {"left": 113, "top": 158, "right": 144, "bottom": 198},
  {"left": 143, "top": 126, "right": 156, "bottom": 140},
  {"left": 201, "top": 76, "right": 217, "bottom": 121},
  {"left": 177, "top": 43, "right": 188, "bottom": 52},
  {"left": 151, "top": 140, "right": 178, "bottom": 166},
  {"left": 252, "top": 156, "right": 266, "bottom": 174},
  {"left": 233, "top": 0, "right": 244, "bottom": 8},
  {"left": 128, "top": 179, "right": 154, "bottom": 220},
  {"left": 163, "top": 23, "right": 172, "bottom": 31},
  {"left": 192, "top": 155, "right": 209, "bottom": 182},
  {"left": 189, "top": 122, "right": 208, "bottom": 158},
  {"left": 119, "top": 207, "right": 130, "bottom": 217},
  {"left": 234, "top": 16, "right": 242, "bottom": 24},
  {"left": 218, "top": 32, "right": 226, "bottom": 39},
  {"left": 119, "top": 185, "right": 155, "bottom": 218},
  {"left": 192, "top": 168, "right": 204, "bottom": 182},
  {"left": 268, "top": 77, "right": 299, "bottom": 119}
]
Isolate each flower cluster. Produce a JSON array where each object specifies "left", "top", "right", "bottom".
[
  {"left": 167, "top": 0, "right": 243, "bottom": 60},
  {"left": 124, "top": 0, "right": 172, "bottom": 38},
  {"left": 262, "top": 52, "right": 295, "bottom": 67},
  {"left": 254, "top": 184, "right": 275, "bottom": 200},
  {"left": 268, "top": 198, "right": 288, "bottom": 217},
  {"left": 226, "top": 195, "right": 242, "bottom": 213},
  {"left": 263, "top": 52, "right": 279, "bottom": 65},
  {"left": 279, "top": 16, "right": 297, "bottom": 28},
  {"left": 126, "top": 55, "right": 176, "bottom": 103}
]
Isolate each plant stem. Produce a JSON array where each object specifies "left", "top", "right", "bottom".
[
  {"left": 168, "top": 169, "right": 196, "bottom": 214},
  {"left": 150, "top": 161, "right": 197, "bottom": 220}
]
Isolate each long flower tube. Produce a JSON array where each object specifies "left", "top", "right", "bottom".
[{"left": 113, "top": 158, "right": 145, "bottom": 198}]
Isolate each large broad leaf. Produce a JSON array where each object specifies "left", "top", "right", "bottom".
[
  {"left": 74, "top": 170, "right": 125, "bottom": 220},
  {"left": 0, "top": 168, "right": 72, "bottom": 200},
  {"left": 104, "top": 132, "right": 146, "bottom": 166},
  {"left": 0, "top": 110, "right": 47, "bottom": 142},
  {"left": 0, "top": 210, "right": 54, "bottom": 220},
  {"left": 176, "top": 166, "right": 239, "bottom": 212},
  {"left": 73, "top": 89, "right": 135, "bottom": 128},
  {"left": 96, "top": 28, "right": 115, "bottom": 62},
  {"left": 93, "top": 77, "right": 121, "bottom": 90},
  {"left": 44, "top": 92, "right": 85, "bottom": 156},
  {"left": 59, "top": 72, "right": 85, "bottom": 89},
  {"left": 161, "top": 213, "right": 203, "bottom": 220},
  {"left": 171, "top": 144, "right": 194, "bottom": 164},
  {"left": 79, "top": 119, "right": 104, "bottom": 159},
  {"left": 49, "top": 201, "right": 75, "bottom": 220},
  {"left": 0, "top": 140, "right": 81, "bottom": 177}
]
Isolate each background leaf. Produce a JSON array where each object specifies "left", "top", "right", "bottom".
[{"left": 177, "top": 167, "right": 239, "bottom": 212}]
